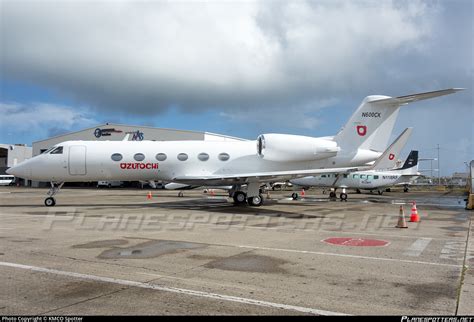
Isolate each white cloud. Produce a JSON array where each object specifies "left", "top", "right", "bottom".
[
  {"left": 0, "top": 0, "right": 439, "bottom": 114},
  {"left": 0, "top": 102, "right": 98, "bottom": 136}
]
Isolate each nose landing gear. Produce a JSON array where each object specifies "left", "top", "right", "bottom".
[{"left": 44, "top": 182, "right": 64, "bottom": 207}]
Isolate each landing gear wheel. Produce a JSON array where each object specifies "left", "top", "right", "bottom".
[
  {"left": 340, "top": 193, "right": 348, "bottom": 201},
  {"left": 404, "top": 187, "right": 409, "bottom": 193},
  {"left": 178, "top": 191, "right": 184, "bottom": 197},
  {"left": 356, "top": 189, "right": 361, "bottom": 194},
  {"left": 233, "top": 191, "right": 247, "bottom": 204},
  {"left": 329, "top": 192, "right": 337, "bottom": 198},
  {"left": 377, "top": 190, "right": 383, "bottom": 195},
  {"left": 248, "top": 195, "right": 264, "bottom": 207},
  {"left": 45, "top": 197, "right": 56, "bottom": 207},
  {"left": 291, "top": 192, "right": 298, "bottom": 200}
]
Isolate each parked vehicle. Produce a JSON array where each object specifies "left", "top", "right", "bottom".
[
  {"left": 97, "top": 181, "right": 123, "bottom": 188},
  {"left": 0, "top": 175, "right": 15, "bottom": 186}
]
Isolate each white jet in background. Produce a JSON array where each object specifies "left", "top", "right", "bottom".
[
  {"left": 291, "top": 148, "right": 421, "bottom": 201},
  {"left": 7, "top": 88, "right": 462, "bottom": 206}
]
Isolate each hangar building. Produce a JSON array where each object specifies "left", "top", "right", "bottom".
[{"left": 0, "top": 143, "right": 32, "bottom": 176}]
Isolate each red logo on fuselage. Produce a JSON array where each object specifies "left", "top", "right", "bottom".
[
  {"left": 356, "top": 125, "right": 367, "bottom": 136},
  {"left": 389, "top": 154, "right": 395, "bottom": 160},
  {"left": 120, "top": 163, "right": 159, "bottom": 170}
]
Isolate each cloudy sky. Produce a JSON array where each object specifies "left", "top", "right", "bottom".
[{"left": 0, "top": 0, "right": 472, "bottom": 175}]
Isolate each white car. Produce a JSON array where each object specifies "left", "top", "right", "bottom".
[
  {"left": 97, "top": 181, "right": 123, "bottom": 188},
  {"left": 0, "top": 175, "right": 15, "bottom": 186}
]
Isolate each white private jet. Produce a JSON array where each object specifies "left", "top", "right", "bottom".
[{"left": 7, "top": 88, "right": 462, "bottom": 206}]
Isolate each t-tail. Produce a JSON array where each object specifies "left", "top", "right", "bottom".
[
  {"left": 370, "top": 127, "right": 413, "bottom": 171},
  {"left": 333, "top": 88, "right": 464, "bottom": 156}
]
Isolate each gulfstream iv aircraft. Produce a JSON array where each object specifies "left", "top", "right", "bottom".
[{"left": 7, "top": 88, "right": 462, "bottom": 206}]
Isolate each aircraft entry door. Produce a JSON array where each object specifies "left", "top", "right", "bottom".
[{"left": 69, "top": 146, "right": 87, "bottom": 175}]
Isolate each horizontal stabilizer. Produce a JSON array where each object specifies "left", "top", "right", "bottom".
[{"left": 370, "top": 88, "right": 464, "bottom": 105}]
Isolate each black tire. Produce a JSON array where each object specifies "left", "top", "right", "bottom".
[
  {"left": 45, "top": 197, "right": 56, "bottom": 207},
  {"left": 291, "top": 192, "right": 298, "bottom": 200},
  {"left": 233, "top": 191, "right": 247, "bottom": 204},
  {"left": 404, "top": 188, "right": 409, "bottom": 193},
  {"left": 248, "top": 195, "right": 264, "bottom": 207},
  {"left": 108, "top": 184, "right": 112, "bottom": 188},
  {"left": 329, "top": 192, "right": 336, "bottom": 198},
  {"left": 340, "top": 193, "right": 348, "bottom": 201},
  {"left": 378, "top": 190, "right": 383, "bottom": 195}
]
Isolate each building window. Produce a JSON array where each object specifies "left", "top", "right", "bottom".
[
  {"left": 156, "top": 153, "right": 167, "bottom": 161},
  {"left": 198, "top": 153, "right": 209, "bottom": 161},
  {"left": 134, "top": 153, "right": 145, "bottom": 161},
  {"left": 177, "top": 153, "right": 188, "bottom": 161},
  {"left": 50, "top": 146, "right": 63, "bottom": 154},
  {"left": 111, "top": 153, "right": 123, "bottom": 161},
  {"left": 218, "top": 153, "right": 230, "bottom": 161}
]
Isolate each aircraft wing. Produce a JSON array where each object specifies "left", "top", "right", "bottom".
[
  {"left": 370, "top": 88, "right": 464, "bottom": 105},
  {"left": 172, "top": 167, "right": 362, "bottom": 185}
]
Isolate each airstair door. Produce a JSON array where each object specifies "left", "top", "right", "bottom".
[{"left": 69, "top": 145, "right": 87, "bottom": 175}]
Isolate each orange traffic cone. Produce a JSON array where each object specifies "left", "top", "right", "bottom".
[
  {"left": 410, "top": 201, "right": 420, "bottom": 222},
  {"left": 396, "top": 205, "right": 408, "bottom": 228},
  {"left": 301, "top": 188, "right": 305, "bottom": 197},
  {"left": 147, "top": 191, "right": 152, "bottom": 200}
]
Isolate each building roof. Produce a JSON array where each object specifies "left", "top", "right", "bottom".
[{"left": 32, "top": 123, "right": 246, "bottom": 144}]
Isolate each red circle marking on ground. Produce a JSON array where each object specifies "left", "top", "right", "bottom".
[{"left": 323, "top": 237, "right": 389, "bottom": 247}]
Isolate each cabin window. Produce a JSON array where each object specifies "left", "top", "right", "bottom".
[
  {"left": 218, "top": 153, "right": 230, "bottom": 161},
  {"left": 353, "top": 174, "right": 359, "bottom": 179},
  {"left": 367, "top": 175, "right": 372, "bottom": 180},
  {"left": 156, "top": 153, "right": 167, "bottom": 161},
  {"left": 322, "top": 175, "right": 326, "bottom": 178},
  {"left": 111, "top": 153, "right": 123, "bottom": 161},
  {"left": 177, "top": 153, "right": 188, "bottom": 161},
  {"left": 343, "top": 174, "right": 348, "bottom": 178},
  {"left": 50, "top": 146, "right": 63, "bottom": 154},
  {"left": 360, "top": 174, "right": 366, "bottom": 179},
  {"left": 134, "top": 153, "right": 145, "bottom": 161},
  {"left": 198, "top": 153, "right": 209, "bottom": 161},
  {"left": 374, "top": 175, "right": 379, "bottom": 179}
]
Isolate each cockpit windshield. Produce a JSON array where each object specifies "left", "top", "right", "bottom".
[
  {"left": 42, "top": 147, "right": 56, "bottom": 154},
  {"left": 50, "top": 146, "right": 63, "bottom": 154}
]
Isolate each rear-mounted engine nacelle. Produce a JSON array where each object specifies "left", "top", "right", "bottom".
[{"left": 257, "top": 134, "right": 340, "bottom": 162}]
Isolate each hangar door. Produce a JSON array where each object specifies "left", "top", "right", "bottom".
[{"left": 69, "top": 146, "right": 87, "bottom": 175}]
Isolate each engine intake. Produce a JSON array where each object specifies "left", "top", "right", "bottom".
[{"left": 257, "top": 134, "right": 339, "bottom": 162}]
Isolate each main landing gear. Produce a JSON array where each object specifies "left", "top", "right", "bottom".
[
  {"left": 44, "top": 182, "right": 64, "bottom": 207},
  {"left": 230, "top": 184, "right": 264, "bottom": 207},
  {"left": 329, "top": 188, "right": 347, "bottom": 201}
]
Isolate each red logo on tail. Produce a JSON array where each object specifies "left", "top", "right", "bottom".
[
  {"left": 389, "top": 153, "right": 395, "bottom": 160},
  {"left": 356, "top": 125, "right": 367, "bottom": 136}
]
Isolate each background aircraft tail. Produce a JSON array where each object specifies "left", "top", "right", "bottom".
[
  {"left": 371, "top": 128, "right": 413, "bottom": 171},
  {"left": 400, "top": 150, "right": 418, "bottom": 170}
]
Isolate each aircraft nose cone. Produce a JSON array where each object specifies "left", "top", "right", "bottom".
[{"left": 6, "top": 163, "right": 31, "bottom": 178}]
